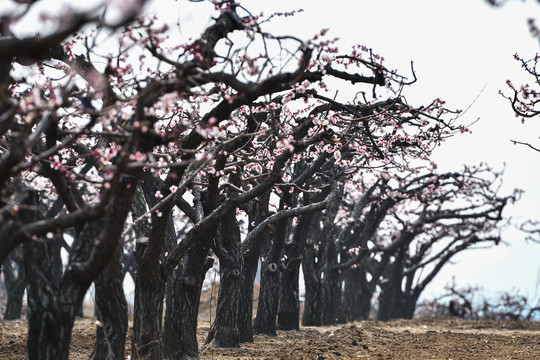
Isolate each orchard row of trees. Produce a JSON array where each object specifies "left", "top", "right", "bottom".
[{"left": 0, "top": 1, "right": 521, "bottom": 359}]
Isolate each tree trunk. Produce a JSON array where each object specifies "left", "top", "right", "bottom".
[
  {"left": 318, "top": 193, "right": 343, "bottom": 326},
  {"left": 277, "top": 259, "right": 300, "bottom": 330},
  {"left": 135, "top": 173, "right": 183, "bottom": 359},
  {"left": 237, "top": 250, "right": 258, "bottom": 342},
  {"left": 357, "top": 287, "right": 373, "bottom": 320},
  {"left": 24, "top": 226, "right": 96, "bottom": 360},
  {"left": 301, "top": 212, "right": 321, "bottom": 327},
  {"left": 301, "top": 250, "right": 320, "bottom": 326},
  {"left": 24, "top": 169, "right": 137, "bottom": 360},
  {"left": 320, "top": 266, "right": 343, "bottom": 325},
  {"left": 132, "top": 238, "right": 166, "bottom": 360},
  {"left": 277, "top": 211, "right": 317, "bottom": 330},
  {"left": 402, "top": 294, "right": 417, "bottom": 319},
  {"left": 278, "top": 213, "right": 314, "bottom": 331},
  {"left": 92, "top": 237, "right": 128, "bottom": 360},
  {"left": 162, "top": 243, "right": 214, "bottom": 359},
  {"left": 206, "top": 210, "right": 243, "bottom": 348},
  {"left": 205, "top": 265, "right": 242, "bottom": 347},
  {"left": 3, "top": 244, "right": 26, "bottom": 320},
  {"left": 162, "top": 163, "right": 220, "bottom": 359},
  {"left": 253, "top": 206, "right": 290, "bottom": 336},
  {"left": 253, "top": 258, "right": 281, "bottom": 335},
  {"left": 342, "top": 266, "right": 372, "bottom": 321},
  {"left": 162, "top": 264, "right": 184, "bottom": 359},
  {"left": 21, "top": 190, "right": 84, "bottom": 360},
  {"left": 377, "top": 248, "right": 406, "bottom": 321},
  {"left": 24, "top": 240, "right": 70, "bottom": 360},
  {"left": 378, "top": 283, "right": 407, "bottom": 321},
  {"left": 238, "top": 195, "right": 270, "bottom": 343}
]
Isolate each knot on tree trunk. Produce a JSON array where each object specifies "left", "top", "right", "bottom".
[
  {"left": 267, "top": 262, "right": 278, "bottom": 273},
  {"left": 231, "top": 268, "right": 241, "bottom": 277}
]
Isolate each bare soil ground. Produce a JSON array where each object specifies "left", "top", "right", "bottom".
[
  {"left": 1, "top": 284, "right": 539, "bottom": 359},
  {"left": 1, "top": 317, "right": 539, "bottom": 359}
]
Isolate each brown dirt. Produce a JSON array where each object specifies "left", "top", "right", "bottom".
[
  {"left": 1, "top": 285, "right": 539, "bottom": 359},
  {"left": 0, "top": 317, "right": 538, "bottom": 359}
]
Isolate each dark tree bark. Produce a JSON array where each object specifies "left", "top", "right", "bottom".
[
  {"left": 277, "top": 157, "right": 334, "bottom": 330},
  {"left": 276, "top": 254, "right": 300, "bottom": 331},
  {"left": 243, "top": 192, "right": 332, "bottom": 333},
  {"left": 162, "top": 248, "right": 214, "bottom": 359},
  {"left": 277, "top": 212, "right": 314, "bottom": 331},
  {"left": 162, "top": 257, "right": 215, "bottom": 359},
  {"left": 161, "top": 184, "right": 216, "bottom": 359},
  {"left": 337, "top": 189, "right": 397, "bottom": 322},
  {"left": 252, "top": 203, "right": 288, "bottom": 335},
  {"left": 21, "top": 189, "right": 74, "bottom": 360},
  {"left": 3, "top": 195, "right": 67, "bottom": 321},
  {"left": 25, "top": 171, "right": 137, "bottom": 360},
  {"left": 24, "top": 213, "right": 127, "bottom": 360},
  {"left": 318, "top": 187, "right": 345, "bottom": 326},
  {"left": 135, "top": 132, "right": 303, "bottom": 357},
  {"left": 301, "top": 212, "right": 321, "bottom": 326},
  {"left": 205, "top": 208, "right": 243, "bottom": 347},
  {"left": 131, "top": 175, "right": 186, "bottom": 360},
  {"left": 237, "top": 250, "right": 259, "bottom": 342},
  {"left": 339, "top": 233, "right": 378, "bottom": 322},
  {"left": 252, "top": 255, "right": 281, "bottom": 336},
  {"left": 47, "top": 173, "right": 138, "bottom": 360},
  {"left": 343, "top": 249, "right": 391, "bottom": 322},
  {"left": 132, "top": 238, "right": 166, "bottom": 360},
  {"left": 2, "top": 244, "right": 26, "bottom": 320},
  {"left": 163, "top": 166, "right": 220, "bottom": 358},
  {"left": 253, "top": 191, "right": 294, "bottom": 335},
  {"left": 162, "top": 263, "right": 183, "bottom": 359},
  {"left": 131, "top": 172, "right": 181, "bottom": 359},
  {"left": 24, "top": 237, "right": 82, "bottom": 360},
  {"left": 92, "top": 234, "right": 128, "bottom": 360},
  {"left": 401, "top": 294, "right": 418, "bottom": 319},
  {"left": 377, "top": 246, "right": 407, "bottom": 321},
  {"left": 319, "top": 264, "right": 342, "bottom": 325},
  {"left": 237, "top": 194, "right": 270, "bottom": 343},
  {"left": 342, "top": 266, "right": 373, "bottom": 321},
  {"left": 50, "top": 235, "right": 64, "bottom": 295}
]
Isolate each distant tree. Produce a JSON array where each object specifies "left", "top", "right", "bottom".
[
  {"left": 520, "top": 220, "right": 540, "bottom": 244},
  {"left": 374, "top": 165, "right": 517, "bottom": 320},
  {"left": 417, "top": 280, "right": 540, "bottom": 321},
  {"left": 2, "top": 245, "right": 25, "bottom": 320},
  {"left": 299, "top": 163, "right": 518, "bottom": 324}
]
